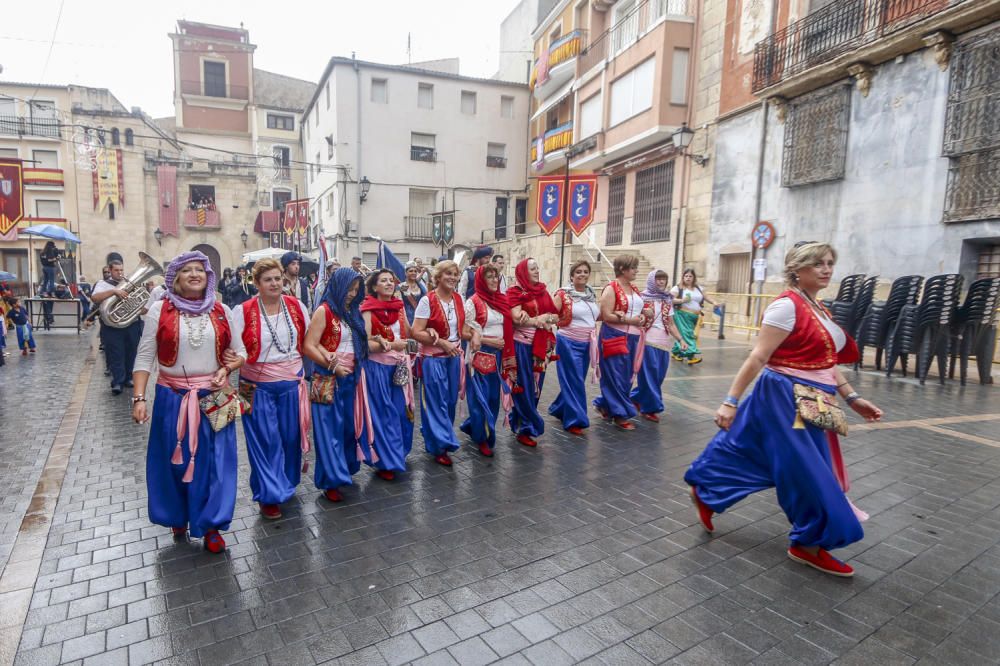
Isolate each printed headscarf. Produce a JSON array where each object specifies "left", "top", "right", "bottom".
[
  {"left": 641, "top": 269, "right": 672, "bottom": 302},
  {"left": 322, "top": 267, "right": 367, "bottom": 360},
  {"left": 163, "top": 251, "right": 217, "bottom": 315}
]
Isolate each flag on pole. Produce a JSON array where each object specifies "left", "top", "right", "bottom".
[
  {"left": 376, "top": 240, "right": 407, "bottom": 282},
  {"left": 312, "top": 236, "right": 329, "bottom": 310}
]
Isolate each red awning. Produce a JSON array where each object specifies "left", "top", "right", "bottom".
[{"left": 254, "top": 210, "right": 281, "bottom": 233}]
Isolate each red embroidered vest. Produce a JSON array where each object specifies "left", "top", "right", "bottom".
[
  {"left": 768, "top": 290, "right": 859, "bottom": 370},
  {"left": 427, "top": 291, "right": 465, "bottom": 339},
  {"left": 317, "top": 303, "right": 343, "bottom": 353},
  {"left": 642, "top": 299, "right": 674, "bottom": 331},
  {"left": 241, "top": 295, "right": 307, "bottom": 363},
  {"left": 156, "top": 300, "right": 231, "bottom": 368},
  {"left": 610, "top": 280, "right": 640, "bottom": 316},
  {"left": 554, "top": 290, "right": 573, "bottom": 328}
]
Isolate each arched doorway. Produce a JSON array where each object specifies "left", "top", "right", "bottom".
[{"left": 191, "top": 244, "right": 221, "bottom": 278}]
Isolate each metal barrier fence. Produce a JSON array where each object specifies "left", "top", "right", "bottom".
[{"left": 701, "top": 292, "right": 777, "bottom": 339}]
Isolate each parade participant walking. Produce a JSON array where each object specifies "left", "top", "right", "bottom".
[
  {"left": 229, "top": 266, "right": 256, "bottom": 306},
  {"left": 548, "top": 260, "right": 599, "bottom": 435},
  {"left": 508, "top": 258, "right": 559, "bottom": 447},
  {"left": 131, "top": 251, "right": 245, "bottom": 554},
  {"left": 219, "top": 268, "right": 237, "bottom": 307},
  {"left": 671, "top": 268, "right": 714, "bottom": 365},
  {"left": 594, "top": 255, "right": 651, "bottom": 430},
  {"left": 400, "top": 262, "right": 427, "bottom": 325},
  {"left": 358, "top": 270, "right": 414, "bottom": 480},
  {"left": 232, "top": 259, "right": 311, "bottom": 519},
  {"left": 91, "top": 258, "right": 142, "bottom": 394},
  {"left": 458, "top": 245, "right": 493, "bottom": 299},
  {"left": 303, "top": 268, "right": 366, "bottom": 501},
  {"left": 631, "top": 269, "right": 686, "bottom": 422},
  {"left": 685, "top": 242, "right": 883, "bottom": 577},
  {"left": 410, "top": 260, "right": 470, "bottom": 466},
  {"left": 6, "top": 299, "right": 36, "bottom": 355},
  {"left": 77, "top": 276, "right": 93, "bottom": 320},
  {"left": 281, "top": 252, "right": 311, "bottom": 308},
  {"left": 460, "top": 264, "right": 515, "bottom": 457}
]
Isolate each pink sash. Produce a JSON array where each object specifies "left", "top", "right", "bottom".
[
  {"left": 420, "top": 346, "right": 466, "bottom": 400},
  {"left": 240, "top": 359, "right": 311, "bottom": 457},
  {"left": 157, "top": 373, "right": 218, "bottom": 483},
  {"left": 605, "top": 322, "right": 645, "bottom": 383},
  {"left": 558, "top": 326, "right": 600, "bottom": 383}
]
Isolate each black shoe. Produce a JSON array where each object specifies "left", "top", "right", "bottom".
[
  {"left": 104, "top": 369, "right": 111, "bottom": 377},
  {"left": 124, "top": 380, "right": 134, "bottom": 388},
  {"left": 111, "top": 384, "right": 122, "bottom": 395}
]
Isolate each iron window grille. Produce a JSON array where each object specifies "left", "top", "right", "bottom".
[
  {"left": 943, "top": 28, "right": 1000, "bottom": 223},
  {"left": 781, "top": 84, "right": 851, "bottom": 187},
  {"left": 606, "top": 174, "right": 627, "bottom": 245},
  {"left": 631, "top": 161, "right": 674, "bottom": 243}
]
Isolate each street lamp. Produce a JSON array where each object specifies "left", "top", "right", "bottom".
[
  {"left": 240, "top": 229, "right": 249, "bottom": 247},
  {"left": 153, "top": 228, "right": 163, "bottom": 246},
  {"left": 359, "top": 176, "right": 372, "bottom": 204},
  {"left": 671, "top": 122, "right": 708, "bottom": 166}
]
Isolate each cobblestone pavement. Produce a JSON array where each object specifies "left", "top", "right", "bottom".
[{"left": 5, "top": 334, "right": 1000, "bottom": 665}]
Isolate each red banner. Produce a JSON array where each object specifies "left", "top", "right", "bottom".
[
  {"left": 566, "top": 175, "right": 598, "bottom": 236},
  {"left": 535, "top": 175, "right": 565, "bottom": 236},
  {"left": 283, "top": 199, "right": 297, "bottom": 234},
  {"left": 0, "top": 158, "right": 25, "bottom": 237},
  {"left": 298, "top": 200, "right": 309, "bottom": 233}
]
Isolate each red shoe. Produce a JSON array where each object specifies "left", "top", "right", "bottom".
[
  {"left": 260, "top": 504, "right": 282, "bottom": 520},
  {"left": 595, "top": 405, "right": 610, "bottom": 420},
  {"left": 203, "top": 530, "right": 226, "bottom": 554},
  {"left": 787, "top": 546, "right": 854, "bottom": 577},
  {"left": 21, "top": 350, "right": 27, "bottom": 356},
  {"left": 566, "top": 426, "right": 585, "bottom": 436},
  {"left": 478, "top": 443, "right": 494, "bottom": 457},
  {"left": 689, "top": 486, "right": 715, "bottom": 534},
  {"left": 614, "top": 419, "right": 635, "bottom": 431},
  {"left": 323, "top": 488, "right": 344, "bottom": 502},
  {"left": 171, "top": 527, "right": 187, "bottom": 538},
  {"left": 434, "top": 453, "right": 453, "bottom": 466},
  {"left": 642, "top": 413, "right": 660, "bottom": 423},
  {"left": 376, "top": 469, "right": 395, "bottom": 481},
  {"left": 28, "top": 348, "right": 35, "bottom": 353},
  {"left": 517, "top": 434, "right": 537, "bottom": 447}
]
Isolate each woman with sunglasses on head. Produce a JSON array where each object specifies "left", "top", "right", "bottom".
[
  {"left": 410, "top": 260, "right": 472, "bottom": 466},
  {"left": 460, "top": 263, "right": 515, "bottom": 457},
  {"left": 400, "top": 262, "right": 427, "bottom": 325},
  {"left": 685, "top": 242, "right": 883, "bottom": 577},
  {"left": 594, "top": 254, "right": 652, "bottom": 431},
  {"left": 548, "top": 260, "right": 599, "bottom": 436},
  {"left": 630, "top": 269, "right": 687, "bottom": 422},
  {"left": 231, "top": 259, "right": 311, "bottom": 520},
  {"left": 507, "top": 258, "right": 560, "bottom": 447},
  {"left": 303, "top": 268, "right": 367, "bottom": 502},
  {"left": 670, "top": 268, "right": 715, "bottom": 365},
  {"left": 357, "top": 269, "right": 415, "bottom": 480},
  {"left": 132, "top": 251, "right": 246, "bottom": 554}
]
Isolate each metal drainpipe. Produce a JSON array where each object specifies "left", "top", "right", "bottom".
[{"left": 354, "top": 57, "right": 363, "bottom": 259}]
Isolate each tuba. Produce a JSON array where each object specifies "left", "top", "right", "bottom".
[{"left": 98, "top": 252, "right": 164, "bottom": 328}]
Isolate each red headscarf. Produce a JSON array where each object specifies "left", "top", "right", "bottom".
[
  {"left": 359, "top": 294, "right": 403, "bottom": 326},
  {"left": 507, "top": 258, "right": 558, "bottom": 367},
  {"left": 474, "top": 265, "right": 516, "bottom": 376}
]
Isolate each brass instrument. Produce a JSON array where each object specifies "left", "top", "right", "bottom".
[{"left": 98, "top": 252, "right": 164, "bottom": 328}]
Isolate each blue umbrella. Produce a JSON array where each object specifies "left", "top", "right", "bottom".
[
  {"left": 0, "top": 271, "right": 16, "bottom": 281},
  {"left": 21, "top": 224, "right": 82, "bottom": 243}
]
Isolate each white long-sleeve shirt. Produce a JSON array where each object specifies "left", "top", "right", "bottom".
[{"left": 134, "top": 300, "right": 246, "bottom": 377}]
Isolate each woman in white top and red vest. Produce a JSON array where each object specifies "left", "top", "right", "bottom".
[
  {"left": 508, "top": 258, "right": 560, "bottom": 447},
  {"left": 460, "top": 264, "right": 515, "bottom": 457},
  {"left": 548, "top": 260, "right": 599, "bottom": 436},
  {"left": 594, "top": 255, "right": 652, "bottom": 430},
  {"left": 411, "top": 260, "right": 472, "bottom": 466},
  {"left": 685, "top": 243, "right": 884, "bottom": 577},
  {"left": 303, "top": 268, "right": 367, "bottom": 502},
  {"left": 231, "top": 259, "right": 311, "bottom": 520},
  {"left": 131, "top": 251, "right": 246, "bottom": 554},
  {"left": 357, "top": 269, "right": 414, "bottom": 480},
  {"left": 630, "top": 269, "right": 687, "bottom": 422}
]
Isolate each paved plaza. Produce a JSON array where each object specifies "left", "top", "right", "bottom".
[{"left": 2, "top": 331, "right": 1000, "bottom": 665}]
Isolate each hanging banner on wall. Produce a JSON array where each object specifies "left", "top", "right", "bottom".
[
  {"left": 93, "top": 148, "right": 125, "bottom": 211},
  {"left": 566, "top": 176, "right": 598, "bottom": 236},
  {"left": 0, "top": 158, "right": 25, "bottom": 237},
  {"left": 283, "top": 199, "right": 297, "bottom": 235},
  {"left": 297, "top": 200, "right": 309, "bottom": 233},
  {"left": 535, "top": 176, "right": 564, "bottom": 236}
]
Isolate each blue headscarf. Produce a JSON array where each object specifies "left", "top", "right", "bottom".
[{"left": 323, "top": 267, "right": 367, "bottom": 360}]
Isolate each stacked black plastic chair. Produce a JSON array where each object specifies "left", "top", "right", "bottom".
[
  {"left": 856, "top": 275, "right": 923, "bottom": 370},
  {"left": 832, "top": 275, "right": 878, "bottom": 338},
  {"left": 948, "top": 277, "right": 1000, "bottom": 385},
  {"left": 822, "top": 273, "right": 865, "bottom": 310},
  {"left": 885, "top": 275, "right": 962, "bottom": 381}
]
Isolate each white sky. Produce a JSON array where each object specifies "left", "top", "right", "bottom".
[{"left": 1, "top": 0, "right": 524, "bottom": 117}]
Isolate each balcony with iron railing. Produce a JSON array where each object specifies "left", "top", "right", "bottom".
[
  {"left": 410, "top": 147, "right": 438, "bottom": 162},
  {"left": 751, "top": 0, "right": 983, "bottom": 95},
  {"left": 579, "top": 0, "right": 693, "bottom": 74},
  {"left": 530, "top": 121, "right": 575, "bottom": 163},
  {"left": 0, "top": 115, "right": 61, "bottom": 139},
  {"left": 530, "top": 30, "right": 586, "bottom": 101},
  {"left": 486, "top": 155, "right": 508, "bottom": 168},
  {"left": 179, "top": 79, "right": 250, "bottom": 100},
  {"left": 405, "top": 216, "right": 434, "bottom": 240}
]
